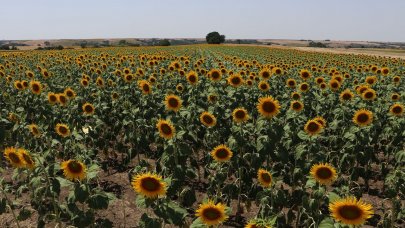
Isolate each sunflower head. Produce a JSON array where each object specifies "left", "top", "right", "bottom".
[
  {"left": 211, "top": 144, "right": 233, "bottom": 162},
  {"left": 391, "top": 93, "right": 400, "bottom": 101},
  {"left": 64, "top": 87, "right": 76, "bottom": 99},
  {"left": 187, "top": 71, "right": 199, "bottom": 85},
  {"left": 300, "top": 69, "right": 311, "bottom": 80},
  {"left": 290, "top": 100, "right": 304, "bottom": 112},
  {"left": 362, "top": 89, "right": 377, "bottom": 101},
  {"left": 19, "top": 149, "right": 35, "bottom": 169},
  {"left": 259, "top": 68, "right": 272, "bottom": 79},
  {"left": 329, "top": 197, "right": 374, "bottom": 226},
  {"left": 55, "top": 123, "right": 70, "bottom": 137},
  {"left": 232, "top": 108, "right": 249, "bottom": 123},
  {"left": 257, "top": 96, "right": 281, "bottom": 118},
  {"left": 286, "top": 78, "right": 296, "bottom": 88},
  {"left": 28, "top": 124, "right": 41, "bottom": 137},
  {"left": 138, "top": 80, "right": 152, "bottom": 95},
  {"left": 4, "top": 147, "right": 25, "bottom": 168},
  {"left": 353, "top": 109, "right": 373, "bottom": 127},
  {"left": 392, "top": 76, "right": 400, "bottom": 84},
  {"left": 200, "top": 112, "right": 217, "bottom": 127},
  {"left": 209, "top": 69, "right": 222, "bottom": 82},
  {"left": 132, "top": 172, "right": 167, "bottom": 198},
  {"left": 310, "top": 163, "right": 337, "bottom": 185},
  {"left": 299, "top": 83, "right": 310, "bottom": 92},
  {"left": 30, "top": 80, "right": 42, "bottom": 95},
  {"left": 291, "top": 92, "right": 301, "bottom": 100},
  {"left": 196, "top": 200, "right": 228, "bottom": 226},
  {"left": 164, "top": 94, "right": 182, "bottom": 112},
  {"left": 257, "top": 169, "right": 272, "bottom": 188},
  {"left": 340, "top": 89, "right": 354, "bottom": 102},
  {"left": 389, "top": 103, "right": 404, "bottom": 116},
  {"left": 61, "top": 160, "right": 87, "bottom": 181},
  {"left": 227, "top": 74, "right": 244, "bottom": 87},
  {"left": 314, "top": 116, "right": 327, "bottom": 127},
  {"left": 57, "top": 93, "right": 68, "bottom": 106},
  {"left": 176, "top": 83, "right": 184, "bottom": 93},
  {"left": 156, "top": 119, "right": 176, "bottom": 139},
  {"left": 258, "top": 81, "right": 270, "bottom": 91},
  {"left": 82, "top": 102, "right": 95, "bottom": 115},
  {"left": 304, "top": 119, "right": 323, "bottom": 136},
  {"left": 329, "top": 79, "right": 341, "bottom": 91}
]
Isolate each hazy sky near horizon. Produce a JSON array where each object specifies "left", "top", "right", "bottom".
[{"left": 1, "top": 0, "right": 404, "bottom": 42}]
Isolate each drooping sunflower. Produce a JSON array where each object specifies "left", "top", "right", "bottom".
[
  {"left": 82, "top": 102, "right": 95, "bottom": 115},
  {"left": 389, "top": 103, "right": 404, "bottom": 116},
  {"left": 55, "top": 123, "right": 70, "bottom": 137},
  {"left": 339, "top": 89, "right": 354, "bottom": 102},
  {"left": 290, "top": 100, "right": 304, "bottom": 112},
  {"left": 227, "top": 74, "right": 244, "bottom": 87},
  {"left": 232, "top": 108, "right": 249, "bottom": 123},
  {"left": 132, "top": 172, "right": 167, "bottom": 198},
  {"left": 28, "top": 124, "right": 41, "bottom": 137},
  {"left": 156, "top": 119, "right": 176, "bottom": 139},
  {"left": 164, "top": 94, "right": 182, "bottom": 112},
  {"left": 64, "top": 87, "right": 76, "bottom": 99},
  {"left": 258, "top": 81, "right": 270, "bottom": 91},
  {"left": 3, "top": 147, "right": 25, "bottom": 168},
  {"left": 61, "top": 160, "right": 87, "bottom": 181},
  {"left": 310, "top": 163, "right": 337, "bottom": 185},
  {"left": 304, "top": 119, "right": 323, "bottom": 135},
  {"left": 257, "top": 169, "right": 272, "bottom": 188},
  {"left": 187, "top": 71, "right": 199, "bottom": 85},
  {"left": 257, "top": 96, "right": 281, "bottom": 118},
  {"left": 209, "top": 69, "right": 222, "bottom": 82},
  {"left": 29, "top": 80, "right": 42, "bottom": 95},
  {"left": 211, "top": 144, "right": 233, "bottom": 162},
  {"left": 18, "top": 149, "right": 35, "bottom": 169},
  {"left": 200, "top": 112, "right": 217, "bottom": 127},
  {"left": 196, "top": 200, "right": 228, "bottom": 226},
  {"left": 353, "top": 109, "right": 373, "bottom": 127},
  {"left": 329, "top": 197, "right": 374, "bottom": 226}
]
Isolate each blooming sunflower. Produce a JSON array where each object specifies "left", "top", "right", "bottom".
[
  {"left": 82, "top": 102, "right": 95, "bottom": 115},
  {"left": 258, "top": 81, "right": 270, "bottom": 91},
  {"left": 392, "top": 76, "right": 400, "bottom": 84},
  {"left": 291, "top": 92, "right": 301, "bottom": 100},
  {"left": 28, "top": 124, "right": 41, "bottom": 137},
  {"left": 257, "top": 96, "right": 281, "bottom": 118},
  {"left": 329, "top": 79, "right": 341, "bottom": 91},
  {"left": 329, "top": 197, "right": 374, "bottom": 226},
  {"left": 187, "top": 71, "right": 199, "bottom": 85},
  {"left": 61, "top": 160, "right": 87, "bottom": 181},
  {"left": 300, "top": 69, "right": 311, "bottom": 80},
  {"left": 340, "top": 89, "right": 354, "bottom": 102},
  {"left": 299, "top": 82, "right": 310, "bottom": 92},
  {"left": 196, "top": 200, "right": 228, "bottom": 226},
  {"left": 47, "top": 92, "right": 58, "bottom": 105},
  {"left": 57, "top": 93, "right": 68, "bottom": 106},
  {"left": 290, "top": 100, "right": 304, "bottom": 112},
  {"left": 304, "top": 119, "right": 323, "bottom": 135},
  {"left": 55, "top": 123, "right": 70, "bottom": 137},
  {"left": 132, "top": 172, "right": 167, "bottom": 198},
  {"left": 164, "top": 94, "right": 182, "bottom": 112},
  {"left": 156, "top": 119, "right": 176, "bottom": 139},
  {"left": 257, "top": 169, "right": 272, "bottom": 188},
  {"left": 232, "top": 108, "right": 249, "bottom": 123},
  {"left": 310, "top": 163, "right": 337, "bottom": 185},
  {"left": 391, "top": 93, "right": 400, "bottom": 101},
  {"left": 3, "top": 147, "right": 25, "bottom": 168},
  {"left": 286, "top": 78, "right": 296, "bottom": 88},
  {"left": 139, "top": 80, "right": 152, "bottom": 95},
  {"left": 209, "top": 69, "right": 222, "bottom": 82},
  {"left": 245, "top": 220, "right": 272, "bottom": 228},
  {"left": 314, "top": 116, "right": 327, "bottom": 127},
  {"left": 176, "top": 83, "right": 184, "bottom": 93},
  {"left": 14, "top": 80, "right": 24, "bottom": 90},
  {"left": 211, "top": 144, "right": 233, "bottom": 162},
  {"left": 353, "top": 109, "right": 373, "bottom": 127},
  {"left": 29, "top": 80, "right": 42, "bottom": 95},
  {"left": 227, "top": 74, "right": 244, "bottom": 87},
  {"left": 389, "top": 103, "right": 404, "bottom": 116},
  {"left": 362, "top": 89, "right": 377, "bottom": 101},
  {"left": 81, "top": 79, "right": 89, "bottom": 87},
  {"left": 200, "top": 112, "right": 217, "bottom": 127},
  {"left": 64, "top": 87, "right": 76, "bottom": 99},
  {"left": 259, "top": 68, "right": 272, "bottom": 79},
  {"left": 18, "top": 149, "right": 35, "bottom": 169}
]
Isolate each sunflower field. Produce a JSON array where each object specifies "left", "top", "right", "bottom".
[{"left": 0, "top": 45, "right": 404, "bottom": 228}]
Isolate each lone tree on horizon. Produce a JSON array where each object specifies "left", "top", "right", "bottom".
[{"left": 206, "top": 32, "right": 225, "bottom": 44}]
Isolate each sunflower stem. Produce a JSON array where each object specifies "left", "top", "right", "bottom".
[{"left": 0, "top": 184, "right": 21, "bottom": 228}]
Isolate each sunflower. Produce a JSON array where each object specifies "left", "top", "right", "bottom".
[
  {"left": 29, "top": 80, "right": 42, "bottom": 95},
  {"left": 112, "top": 92, "right": 119, "bottom": 100},
  {"left": 300, "top": 69, "right": 311, "bottom": 80},
  {"left": 257, "top": 169, "right": 272, "bottom": 188},
  {"left": 57, "top": 93, "right": 68, "bottom": 106},
  {"left": 319, "top": 82, "right": 327, "bottom": 90},
  {"left": 259, "top": 68, "right": 272, "bottom": 79},
  {"left": 200, "top": 112, "right": 217, "bottom": 127},
  {"left": 81, "top": 79, "right": 89, "bottom": 87},
  {"left": 340, "top": 89, "right": 354, "bottom": 102},
  {"left": 286, "top": 78, "right": 296, "bottom": 88},
  {"left": 392, "top": 76, "right": 400, "bottom": 84},
  {"left": 196, "top": 200, "right": 228, "bottom": 226},
  {"left": 365, "top": 76, "right": 377, "bottom": 85},
  {"left": 315, "top": 77, "right": 325, "bottom": 84},
  {"left": 245, "top": 220, "right": 272, "bottom": 228},
  {"left": 187, "top": 71, "right": 199, "bottom": 85},
  {"left": 329, "top": 79, "right": 341, "bottom": 91},
  {"left": 64, "top": 87, "right": 76, "bottom": 99},
  {"left": 55, "top": 123, "right": 70, "bottom": 137},
  {"left": 389, "top": 103, "right": 404, "bottom": 116},
  {"left": 257, "top": 96, "right": 281, "bottom": 118},
  {"left": 304, "top": 119, "right": 323, "bottom": 135},
  {"left": 211, "top": 144, "right": 233, "bottom": 162},
  {"left": 156, "top": 119, "right": 176, "bottom": 139},
  {"left": 291, "top": 92, "right": 301, "bottom": 100},
  {"left": 310, "top": 163, "right": 337, "bottom": 185},
  {"left": 19, "top": 149, "right": 35, "bottom": 169},
  {"left": 124, "top": 74, "right": 134, "bottom": 83},
  {"left": 329, "top": 197, "right": 374, "bottom": 226},
  {"left": 258, "top": 81, "right": 270, "bottom": 91},
  {"left": 299, "top": 82, "right": 310, "bottom": 92},
  {"left": 22, "top": 80, "right": 29, "bottom": 89},
  {"left": 28, "top": 124, "right": 41, "bottom": 137},
  {"left": 272, "top": 67, "right": 283, "bottom": 75},
  {"left": 82, "top": 102, "right": 95, "bottom": 115},
  {"left": 176, "top": 83, "right": 184, "bottom": 92},
  {"left": 353, "top": 109, "right": 373, "bottom": 127},
  {"left": 132, "top": 172, "right": 167, "bottom": 198},
  {"left": 362, "top": 89, "right": 377, "bottom": 101},
  {"left": 209, "top": 69, "right": 222, "bottom": 82},
  {"left": 207, "top": 94, "right": 217, "bottom": 103},
  {"left": 391, "top": 93, "right": 400, "bottom": 101},
  {"left": 139, "top": 80, "right": 152, "bottom": 95},
  {"left": 96, "top": 77, "right": 104, "bottom": 87},
  {"left": 232, "top": 108, "right": 249, "bottom": 123},
  {"left": 14, "top": 80, "right": 24, "bottom": 90},
  {"left": 61, "top": 160, "right": 87, "bottom": 181},
  {"left": 314, "top": 116, "right": 327, "bottom": 127},
  {"left": 46, "top": 92, "right": 57, "bottom": 104},
  {"left": 164, "top": 94, "right": 182, "bottom": 112},
  {"left": 227, "top": 74, "right": 244, "bottom": 87},
  {"left": 3, "top": 147, "right": 25, "bottom": 168},
  {"left": 290, "top": 100, "right": 304, "bottom": 112},
  {"left": 381, "top": 67, "right": 389, "bottom": 75}
]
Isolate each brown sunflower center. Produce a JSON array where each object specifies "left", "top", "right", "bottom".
[
  {"left": 59, "top": 126, "right": 68, "bottom": 134},
  {"left": 331, "top": 82, "right": 339, "bottom": 88},
  {"left": 168, "top": 98, "right": 179, "bottom": 108},
  {"left": 215, "top": 148, "right": 230, "bottom": 159},
  {"left": 301, "top": 84, "right": 308, "bottom": 90},
  {"left": 315, "top": 167, "right": 333, "bottom": 179},
  {"left": 357, "top": 113, "right": 369, "bottom": 123},
  {"left": 22, "top": 153, "right": 33, "bottom": 165},
  {"left": 142, "top": 84, "right": 150, "bottom": 92},
  {"left": 9, "top": 152, "right": 21, "bottom": 163},
  {"left": 67, "top": 161, "right": 83, "bottom": 174},
  {"left": 189, "top": 75, "right": 196, "bottom": 82},
  {"left": 235, "top": 110, "right": 246, "bottom": 119},
  {"left": 211, "top": 71, "right": 220, "bottom": 79},
  {"left": 202, "top": 207, "right": 221, "bottom": 221},
  {"left": 59, "top": 96, "right": 67, "bottom": 103},
  {"left": 392, "top": 95, "right": 398, "bottom": 100},
  {"left": 275, "top": 69, "right": 281, "bottom": 74},
  {"left": 262, "top": 101, "right": 276, "bottom": 113},
  {"left": 17, "top": 83, "right": 23, "bottom": 89},
  {"left": 307, "top": 122, "right": 320, "bottom": 132},
  {"left": 160, "top": 123, "right": 173, "bottom": 135},
  {"left": 32, "top": 127, "right": 39, "bottom": 134},
  {"left": 364, "top": 92, "right": 374, "bottom": 99},
  {"left": 231, "top": 77, "right": 241, "bottom": 85},
  {"left": 202, "top": 115, "right": 214, "bottom": 124},
  {"left": 302, "top": 72, "right": 309, "bottom": 78},
  {"left": 140, "top": 177, "right": 161, "bottom": 192},
  {"left": 342, "top": 93, "right": 352, "bottom": 100},
  {"left": 338, "top": 205, "right": 363, "bottom": 220},
  {"left": 392, "top": 106, "right": 402, "bottom": 114},
  {"left": 262, "top": 71, "right": 270, "bottom": 78},
  {"left": 32, "top": 84, "right": 40, "bottom": 91},
  {"left": 261, "top": 173, "right": 272, "bottom": 183},
  {"left": 292, "top": 102, "right": 302, "bottom": 110},
  {"left": 288, "top": 80, "right": 295, "bottom": 86},
  {"left": 84, "top": 105, "right": 94, "bottom": 113},
  {"left": 260, "top": 83, "right": 268, "bottom": 90},
  {"left": 66, "top": 91, "right": 74, "bottom": 97}
]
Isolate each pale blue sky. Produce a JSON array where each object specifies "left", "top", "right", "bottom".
[{"left": 1, "top": 0, "right": 404, "bottom": 42}]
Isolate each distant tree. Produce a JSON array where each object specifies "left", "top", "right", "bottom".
[
  {"left": 44, "top": 41, "right": 50, "bottom": 46},
  {"left": 206, "top": 32, "right": 226, "bottom": 44},
  {"left": 119, "top": 40, "right": 127, "bottom": 45},
  {"left": 158, "top": 39, "right": 171, "bottom": 46},
  {"left": 308, "top": 41, "right": 327, "bottom": 48},
  {"left": 102, "top": 40, "right": 110, "bottom": 46},
  {"left": 80, "top": 41, "right": 88, "bottom": 48}
]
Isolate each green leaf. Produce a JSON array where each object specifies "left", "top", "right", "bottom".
[
  {"left": 88, "top": 193, "right": 109, "bottom": 210},
  {"left": 319, "top": 217, "right": 335, "bottom": 228},
  {"left": 139, "top": 213, "right": 161, "bottom": 228},
  {"left": 55, "top": 177, "right": 73, "bottom": 187},
  {"left": 305, "top": 177, "right": 316, "bottom": 188},
  {"left": 0, "top": 198, "right": 7, "bottom": 214},
  {"left": 328, "top": 192, "right": 341, "bottom": 203},
  {"left": 190, "top": 218, "right": 206, "bottom": 228},
  {"left": 297, "top": 130, "right": 309, "bottom": 140},
  {"left": 17, "top": 208, "right": 31, "bottom": 221}
]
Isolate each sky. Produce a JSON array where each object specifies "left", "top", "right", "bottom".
[{"left": 1, "top": 0, "right": 404, "bottom": 42}]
